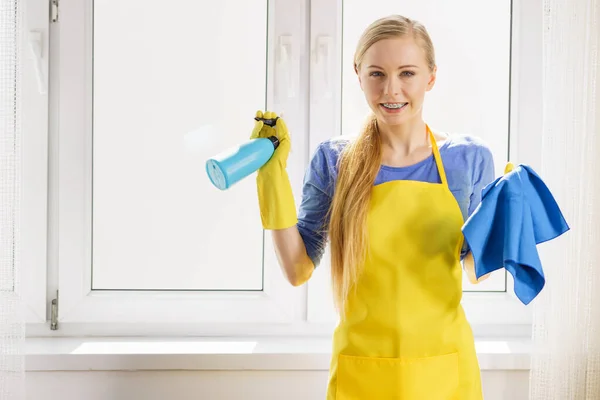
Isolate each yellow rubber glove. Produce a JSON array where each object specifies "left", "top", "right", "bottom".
[{"left": 250, "top": 110, "right": 298, "bottom": 230}]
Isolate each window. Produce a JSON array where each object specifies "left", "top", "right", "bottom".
[
  {"left": 23, "top": 0, "right": 538, "bottom": 336},
  {"left": 306, "top": 0, "right": 535, "bottom": 332},
  {"left": 50, "top": 0, "right": 305, "bottom": 330}
]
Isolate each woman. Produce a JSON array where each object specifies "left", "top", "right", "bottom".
[{"left": 251, "top": 14, "right": 495, "bottom": 400}]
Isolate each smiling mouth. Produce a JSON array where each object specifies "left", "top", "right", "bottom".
[{"left": 380, "top": 102, "right": 408, "bottom": 110}]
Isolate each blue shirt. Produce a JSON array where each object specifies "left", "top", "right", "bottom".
[{"left": 297, "top": 134, "right": 496, "bottom": 267}]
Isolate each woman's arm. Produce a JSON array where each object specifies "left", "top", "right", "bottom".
[
  {"left": 252, "top": 113, "right": 336, "bottom": 287},
  {"left": 272, "top": 227, "right": 315, "bottom": 286},
  {"left": 271, "top": 141, "right": 337, "bottom": 287}
]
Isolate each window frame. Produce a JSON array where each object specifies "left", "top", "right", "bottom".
[
  {"left": 48, "top": 0, "right": 309, "bottom": 332},
  {"left": 24, "top": 0, "right": 540, "bottom": 336},
  {"left": 20, "top": 0, "right": 49, "bottom": 324}
]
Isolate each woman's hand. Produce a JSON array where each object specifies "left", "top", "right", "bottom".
[
  {"left": 463, "top": 252, "right": 491, "bottom": 284},
  {"left": 251, "top": 110, "right": 297, "bottom": 230},
  {"left": 250, "top": 111, "right": 291, "bottom": 173}
]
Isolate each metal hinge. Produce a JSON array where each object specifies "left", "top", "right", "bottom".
[
  {"left": 50, "top": 290, "right": 59, "bottom": 330},
  {"left": 50, "top": 0, "right": 59, "bottom": 23}
]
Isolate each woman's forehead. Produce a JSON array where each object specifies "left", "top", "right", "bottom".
[{"left": 362, "top": 37, "right": 427, "bottom": 68}]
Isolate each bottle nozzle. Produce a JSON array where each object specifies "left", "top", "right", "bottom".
[{"left": 254, "top": 116, "right": 279, "bottom": 127}]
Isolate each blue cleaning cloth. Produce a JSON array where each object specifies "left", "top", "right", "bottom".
[{"left": 462, "top": 164, "right": 569, "bottom": 305}]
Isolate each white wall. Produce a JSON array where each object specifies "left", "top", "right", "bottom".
[{"left": 27, "top": 370, "right": 529, "bottom": 400}]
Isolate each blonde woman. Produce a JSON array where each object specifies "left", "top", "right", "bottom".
[{"left": 252, "top": 14, "right": 494, "bottom": 400}]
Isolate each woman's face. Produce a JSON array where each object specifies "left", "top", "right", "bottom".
[{"left": 357, "top": 37, "right": 436, "bottom": 127}]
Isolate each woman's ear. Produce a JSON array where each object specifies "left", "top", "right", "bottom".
[
  {"left": 426, "top": 66, "right": 437, "bottom": 91},
  {"left": 355, "top": 64, "right": 364, "bottom": 90}
]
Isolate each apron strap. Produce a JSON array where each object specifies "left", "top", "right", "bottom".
[{"left": 427, "top": 125, "right": 448, "bottom": 187}]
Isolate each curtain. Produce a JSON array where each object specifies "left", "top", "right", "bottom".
[
  {"left": 0, "top": 0, "right": 25, "bottom": 397},
  {"left": 529, "top": 0, "right": 600, "bottom": 398}
]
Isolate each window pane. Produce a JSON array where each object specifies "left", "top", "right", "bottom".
[
  {"left": 92, "top": 0, "right": 268, "bottom": 290},
  {"left": 341, "top": 1, "right": 511, "bottom": 291}
]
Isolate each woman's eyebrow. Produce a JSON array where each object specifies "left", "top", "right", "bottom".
[{"left": 366, "top": 64, "right": 419, "bottom": 69}]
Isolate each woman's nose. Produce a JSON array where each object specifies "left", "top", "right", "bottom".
[{"left": 384, "top": 76, "right": 401, "bottom": 96}]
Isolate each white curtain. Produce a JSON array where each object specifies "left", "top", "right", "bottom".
[
  {"left": 530, "top": 0, "right": 600, "bottom": 399},
  {"left": 0, "top": 0, "right": 25, "bottom": 398}
]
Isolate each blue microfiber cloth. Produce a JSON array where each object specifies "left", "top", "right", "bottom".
[{"left": 462, "top": 163, "right": 569, "bottom": 305}]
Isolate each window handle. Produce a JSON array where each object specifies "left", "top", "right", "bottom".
[
  {"left": 314, "top": 35, "right": 333, "bottom": 99},
  {"left": 277, "top": 35, "right": 298, "bottom": 98},
  {"left": 28, "top": 30, "right": 47, "bottom": 95}
]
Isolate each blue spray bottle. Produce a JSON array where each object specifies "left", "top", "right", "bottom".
[{"left": 206, "top": 117, "right": 280, "bottom": 190}]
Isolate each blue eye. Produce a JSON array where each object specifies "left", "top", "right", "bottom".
[
  {"left": 369, "top": 71, "right": 383, "bottom": 77},
  {"left": 400, "top": 71, "right": 415, "bottom": 77}
]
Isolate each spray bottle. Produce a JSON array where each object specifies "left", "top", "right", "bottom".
[{"left": 206, "top": 117, "right": 280, "bottom": 190}]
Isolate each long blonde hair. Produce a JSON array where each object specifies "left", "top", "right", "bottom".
[{"left": 328, "top": 15, "right": 436, "bottom": 315}]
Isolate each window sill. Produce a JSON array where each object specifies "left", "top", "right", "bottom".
[{"left": 26, "top": 336, "right": 531, "bottom": 372}]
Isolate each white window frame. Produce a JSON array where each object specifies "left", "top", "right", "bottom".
[
  {"left": 25, "top": 0, "right": 540, "bottom": 337},
  {"left": 20, "top": 0, "right": 49, "bottom": 325},
  {"left": 45, "top": 0, "right": 311, "bottom": 335}
]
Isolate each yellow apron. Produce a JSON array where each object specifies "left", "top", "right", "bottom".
[{"left": 326, "top": 127, "right": 483, "bottom": 400}]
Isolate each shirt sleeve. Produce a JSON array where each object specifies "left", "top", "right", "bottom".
[
  {"left": 297, "top": 143, "right": 336, "bottom": 268},
  {"left": 461, "top": 144, "right": 496, "bottom": 259}
]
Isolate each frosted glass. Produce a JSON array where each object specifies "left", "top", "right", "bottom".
[{"left": 92, "top": 0, "right": 268, "bottom": 290}]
